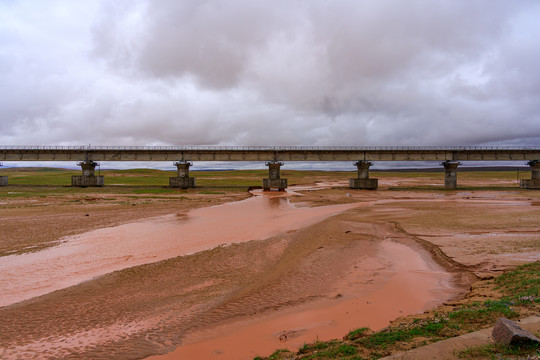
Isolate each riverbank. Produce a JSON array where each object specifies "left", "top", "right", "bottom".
[
  {"left": 253, "top": 261, "right": 539, "bottom": 360},
  {"left": 1, "top": 170, "right": 539, "bottom": 359}
]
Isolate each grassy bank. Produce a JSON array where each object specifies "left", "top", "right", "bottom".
[
  {"left": 255, "top": 262, "right": 539, "bottom": 360},
  {"left": 0, "top": 168, "right": 353, "bottom": 190},
  {"left": 0, "top": 167, "right": 530, "bottom": 193}
]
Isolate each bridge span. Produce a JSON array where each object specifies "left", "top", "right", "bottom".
[{"left": 1, "top": 146, "right": 539, "bottom": 190}]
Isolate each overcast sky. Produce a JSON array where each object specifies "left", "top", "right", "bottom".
[{"left": 1, "top": 0, "right": 540, "bottom": 148}]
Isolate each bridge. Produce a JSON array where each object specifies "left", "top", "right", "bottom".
[{"left": 1, "top": 146, "right": 539, "bottom": 190}]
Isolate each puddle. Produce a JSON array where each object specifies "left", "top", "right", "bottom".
[{"left": 0, "top": 189, "right": 358, "bottom": 307}]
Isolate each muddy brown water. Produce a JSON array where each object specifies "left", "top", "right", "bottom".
[
  {"left": 0, "top": 185, "right": 461, "bottom": 360},
  {"left": 149, "top": 239, "right": 457, "bottom": 360},
  {"left": 0, "top": 189, "right": 357, "bottom": 307}
]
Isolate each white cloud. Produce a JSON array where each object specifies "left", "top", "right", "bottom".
[{"left": 1, "top": 0, "right": 539, "bottom": 149}]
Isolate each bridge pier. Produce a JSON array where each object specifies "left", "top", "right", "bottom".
[
  {"left": 349, "top": 161, "right": 378, "bottom": 189},
  {"left": 442, "top": 161, "right": 460, "bottom": 190},
  {"left": 169, "top": 161, "right": 196, "bottom": 188},
  {"left": 0, "top": 163, "right": 7, "bottom": 186},
  {"left": 263, "top": 161, "right": 287, "bottom": 191},
  {"left": 71, "top": 161, "right": 104, "bottom": 187},
  {"left": 520, "top": 160, "right": 540, "bottom": 189}
]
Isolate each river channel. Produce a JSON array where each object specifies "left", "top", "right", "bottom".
[
  {"left": 0, "top": 185, "right": 461, "bottom": 360},
  {"left": 0, "top": 188, "right": 358, "bottom": 307}
]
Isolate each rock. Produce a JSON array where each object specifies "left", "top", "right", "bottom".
[{"left": 492, "top": 318, "right": 540, "bottom": 346}]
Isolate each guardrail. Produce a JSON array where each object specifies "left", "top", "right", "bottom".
[{"left": 1, "top": 145, "right": 539, "bottom": 151}]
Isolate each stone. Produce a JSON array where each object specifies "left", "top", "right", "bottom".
[
  {"left": 263, "top": 161, "right": 287, "bottom": 191},
  {"left": 520, "top": 178, "right": 540, "bottom": 189},
  {"left": 71, "top": 175, "right": 104, "bottom": 187},
  {"left": 262, "top": 178, "right": 287, "bottom": 191},
  {"left": 72, "top": 161, "right": 104, "bottom": 187},
  {"left": 349, "top": 178, "right": 378, "bottom": 189},
  {"left": 442, "top": 161, "right": 460, "bottom": 190},
  {"left": 169, "top": 176, "right": 195, "bottom": 189},
  {"left": 350, "top": 161, "right": 378, "bottom": 190},
  {"left": 169, "top": 161, "right": 196, "bottom": 188},
  {"left": 492, "top": 318, "right": 540, "bottom": 346}
]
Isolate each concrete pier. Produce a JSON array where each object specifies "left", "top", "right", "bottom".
[
  {"left": 71, "top": 161, "right": 104, "bottom": 187},
  {"left": 520, "top": 160, "right": 540, "bottom": 189},
  {"left": 0, "top": 163, "right": 7, "bottom": 186},
  {"left": 442, "top": 161, "right": 460, "bottom": 190},
  {"left": 349, "top": 161, "right": 378, "bottom": 189},
  {"left": 263, "top": 161, "right": 287, "bottom": 191},
  {"left": 169, "top": 161, "right": 196, "bottom": 188}
]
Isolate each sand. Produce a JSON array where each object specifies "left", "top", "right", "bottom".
[{"left": 1, "top": 177, "right": 539, "bottom": 359}]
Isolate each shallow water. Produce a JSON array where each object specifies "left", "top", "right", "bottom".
[
  {"left": 0, "top": 190, "right": 358, "bottom": 307},
  {"left": 153, "top": 240, "right": 457, "bottom": 360}
]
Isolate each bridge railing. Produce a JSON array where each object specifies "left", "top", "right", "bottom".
[{"left": 1, "top": 145, "right": 539, "bottom": 151}]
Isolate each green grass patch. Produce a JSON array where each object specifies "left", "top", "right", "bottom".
[
  {"left": 495, "top": 262, "right": 540, "bottom": 301},
  {"left": 344, "top": 327, "right": 370, "bottom": 341},
  {"left": 448, "top": 300, "right": 518, "bottom": 324},
  {"left": 268, "top": 349, "right": 295, "bottom": 359},
  {"left": 357, "top": 319, "right": 447, "bottom": 350},
  {"left": 457, "top": 342, "right": 539, "bottom": 359},
  {"left": 298, "top": 341, "right": 361, "bottom": 359},
  {"left": 298, "top": 340, "right": 337, "bottom": 354},
  {"left": 0, "top": 167, "right": 530, "bottom": 191}
]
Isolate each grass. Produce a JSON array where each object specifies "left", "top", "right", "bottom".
[
  {"left": 447, "top": 300, "right": 519, "bottom": 325},
  {"left": 254, "top": 262, "right": 539, "bottom": 359},
  {"left": 343, "top": 327, "right": 370, "bottom": 341},
  {"left": 495, "top": 262, "right": 540, "bottom": 300},
  {"left": 0, "top": 168, "right": 349, "bottom": 193},
  {"left": 356, "top": 320, "right": 448, "bottom": 350},
  {"left": 457, "top": 342, "right": 539, "bottom": 359},
  {"left": 297, "top": 341, "right": 360, "bottom": 359},
  {"left": 0, "top": 167, "right": 533, "bottom": 197}
]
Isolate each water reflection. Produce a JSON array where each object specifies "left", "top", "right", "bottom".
[{"left": 264, "top": 194, "right": 290, "bottom": 210}]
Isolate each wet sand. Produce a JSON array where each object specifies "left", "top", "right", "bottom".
[{"left": 1, "top": 177, "right": 539, "bottom": 359}]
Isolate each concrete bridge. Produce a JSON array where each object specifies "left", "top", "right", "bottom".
[{"left": 1, "top": 146, "right": 539, "bottom": 190}]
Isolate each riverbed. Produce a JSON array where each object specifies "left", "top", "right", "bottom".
[{"left": 2, "top": 180, "right": 538, "bottom": 359}]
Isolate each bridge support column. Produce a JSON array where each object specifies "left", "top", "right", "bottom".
[
  {"left": 71, "top": 161, "right": 104, "bottom": 187},
  {"left": 0, "top": 163, "right": 7, "bottom": 186},
  {"left": 263, "top": 161, "right": 287, "bottom": 191},
  {"left": 169, "top": 161, "right": 196, "bottom": 188},
  {"left": 520, "top": 160, "right": 540, "bottom": 189},
  {"left": 442, "top": 161, "right": 460, "bottom": 190},
  {"left": 349, "top": 161, "right": 378, "bottom": 189}
]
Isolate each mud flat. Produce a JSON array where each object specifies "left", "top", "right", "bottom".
[{"left": 1, "top": 177, "right": 539, "bottom": 360}]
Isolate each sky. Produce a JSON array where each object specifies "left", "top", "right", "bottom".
[{"left": 1, "top": 0, "right": 540, "bottom": 150}]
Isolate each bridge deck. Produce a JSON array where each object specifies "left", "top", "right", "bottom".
[{"left": 1, "top": 146, "right": 539, "bottom": 162}]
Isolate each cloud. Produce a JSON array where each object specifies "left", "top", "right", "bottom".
[{"left": 1, "top": 0, "right": 540, "bottom": 149}]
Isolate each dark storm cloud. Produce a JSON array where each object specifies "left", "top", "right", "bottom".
[{"left": 1, "top": 0, "right": 540, "bottom": 147}]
